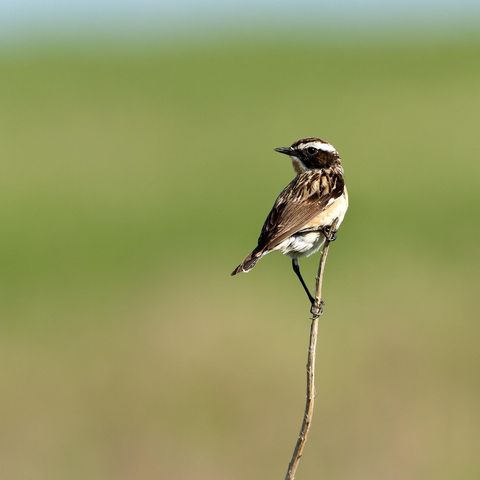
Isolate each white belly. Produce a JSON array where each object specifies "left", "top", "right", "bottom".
[
  {"left": 277, "top": 231, "right": 325, "bottom": 258},
  {"left": 275, "top": 231, "right": 324, "bottom": 258}
]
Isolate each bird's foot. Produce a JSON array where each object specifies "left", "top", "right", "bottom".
[
  {"left": 322, "top": 226, "right": 337, "bottom": 242},
  {"left": 310, "top": 299, "right": 325, "bottom": 317}
]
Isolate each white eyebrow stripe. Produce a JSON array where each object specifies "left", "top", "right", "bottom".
[{"left": 302, "top": 141, "right": 337, "bottom": 153}]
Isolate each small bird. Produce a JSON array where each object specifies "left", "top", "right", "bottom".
[{"left": 231, "top": 137, "right": 348, "bottom": 305}]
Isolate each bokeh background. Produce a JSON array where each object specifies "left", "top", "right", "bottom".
[{"left": 1, "top": 1, "right": 479, "bottom": 479}]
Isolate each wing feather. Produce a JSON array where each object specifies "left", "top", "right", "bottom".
[{"left": 257, "top": 169, "right": 344, "bottom": 252}]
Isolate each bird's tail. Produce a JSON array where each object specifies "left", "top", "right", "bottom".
[{"left": 231, "top": 248, "right": 264, "bottom": 276}]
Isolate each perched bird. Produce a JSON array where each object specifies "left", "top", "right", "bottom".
[{"left": 231, "top": 137, "right": 348, "bottom": 304}]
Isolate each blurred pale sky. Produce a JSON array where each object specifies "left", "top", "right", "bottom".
[{"left": 1, "top": 0, "right": 479, "bottom": 42}]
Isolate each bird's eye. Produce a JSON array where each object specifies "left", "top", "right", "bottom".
[{"left": 306, "top": 147, "right": 317, "bottom": 155}]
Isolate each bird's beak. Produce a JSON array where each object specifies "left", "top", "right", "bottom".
[{"left": 274, "top": 146, "right": 293, "bottom": 156}]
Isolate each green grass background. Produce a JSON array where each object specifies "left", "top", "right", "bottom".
[{"left": 0, "top": 35, "right": 479, "bottom": 479}]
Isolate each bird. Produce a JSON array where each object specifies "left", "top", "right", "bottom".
[{"left": 231, "top": 137, "right": 348, "bottom": 305}]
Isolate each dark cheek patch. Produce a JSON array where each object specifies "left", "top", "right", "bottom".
[{"left": 311, "top": 151, "right": 335, "bottom": 169}]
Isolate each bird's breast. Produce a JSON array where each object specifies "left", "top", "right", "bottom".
[{"left": 305, "top": 188, "right": 348, "bottom": 230}]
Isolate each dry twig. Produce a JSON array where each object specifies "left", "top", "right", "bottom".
[{"left": 284, "top": 219, "right": 338, "bottom": 480}]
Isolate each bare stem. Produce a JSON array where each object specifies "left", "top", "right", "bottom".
[{"left": 284, "top": 219, "right": 338, "bottom": 480}]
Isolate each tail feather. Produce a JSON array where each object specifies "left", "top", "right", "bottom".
[{"left": 231, "top": 249, "right": 264, "bottom": 276}]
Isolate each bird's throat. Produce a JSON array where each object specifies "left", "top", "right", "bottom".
[{"left": 291, "top": 157, "right": 307, "bottom": 175}]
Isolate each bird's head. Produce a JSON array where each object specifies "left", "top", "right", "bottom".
[{"left": 274, "top": 137, "right": 340, "bottom": 173}]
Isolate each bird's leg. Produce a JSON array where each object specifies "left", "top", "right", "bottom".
[
  {"left": 321, "top": 225, "right": 337, "bottom": 242},
  {"left": 291, "top": 258, "right": 315, "bottom": 305}
]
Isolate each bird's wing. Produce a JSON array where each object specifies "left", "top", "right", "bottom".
[{"left": 257, "top": 169, "right": 344, "bottom": 252}]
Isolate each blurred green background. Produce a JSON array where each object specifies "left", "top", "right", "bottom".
[{"left": 0, "top": 5, "right": 479, "bottom": 479}]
